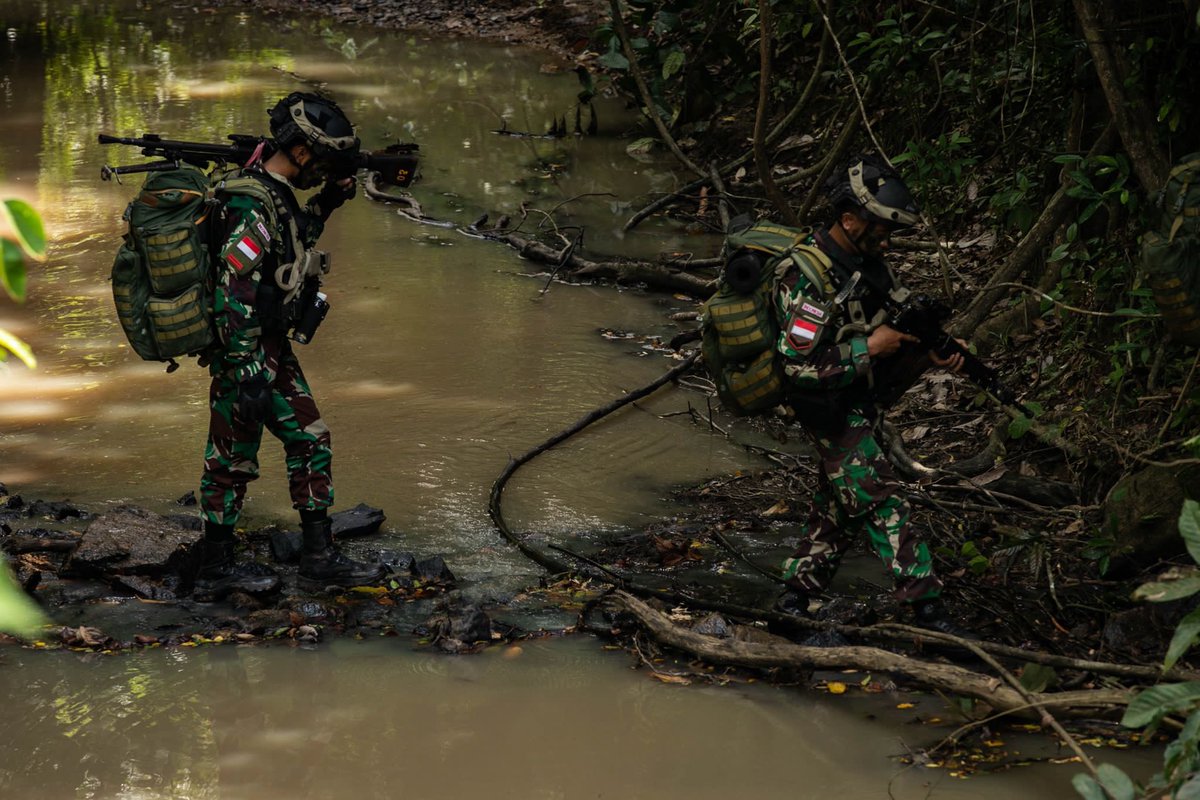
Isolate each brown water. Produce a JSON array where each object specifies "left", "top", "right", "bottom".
[{"left": 0, "top": 2, "right": 1153, "bottom": 797}]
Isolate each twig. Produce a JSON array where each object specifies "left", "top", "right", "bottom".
[
  {"left": 609, "top": 0, "right": 705, "bottom": 178},
  {"left": 753, "top": 0, "right": 800, "bottom": 226}
]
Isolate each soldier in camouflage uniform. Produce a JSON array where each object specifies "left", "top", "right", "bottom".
[
  {"left": 194, "top": 93, "right": 386, "bottom": 600},
  {"left": 773, "top": 156, "right": 966, "bottom": 634}
]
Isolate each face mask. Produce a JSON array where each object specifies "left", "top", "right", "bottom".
[{"left": 290, "top": 159, "right": 329, "bottom": 190}]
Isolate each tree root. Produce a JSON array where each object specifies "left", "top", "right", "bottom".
[
  {"left": 364, "top": 173, "right": 716, "bottom": 296},
  {"left": 607, "top": 590, "right": 1130, "bottom": 719}
]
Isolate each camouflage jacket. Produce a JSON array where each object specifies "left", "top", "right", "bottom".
[
  {"left": 211, "top": 174, "right": 327, "bottom": 383},
  {"left": 772, "top": 228, "right": 904, "bottom": 398}
]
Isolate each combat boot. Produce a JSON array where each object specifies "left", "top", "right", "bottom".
[
  {"left": 298, "top": 517, "right": 387, "bottom": 590},
  {"left": 912, "top": 599, "right": 977, "bottom": 640},
  {"left": 193, "top": 530, "right": 281, "bottom": 602}
]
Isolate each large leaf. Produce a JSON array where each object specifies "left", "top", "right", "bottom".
[
  {"left": 1133, "top": 574, "right": 1200, "bottom": 603},
  {"left": 0, "top": 328, "right": 36, "bottom": 369},
  {"left": 1122, "top": 682, "right": 1200, "bottom": 728},
  {"left": 1019, "top": 662, "right": 1057, "bottom": 692},
  {"left": 1166, "top": 608, "right": 1200, "bottom": 670},
  {"left": 1182, "top": 500, "right": 1200, "bottom": 566},
  {"left": 1177, "top": 773, "right": 1200, "bottom": 800},
  {"left": 1, "top": 238, "right": 26, "bottom": 302},
  {"left": 1096, "top": 763, "right": 1137, "bottom": 800},
  {"left": 0, "top": 556, "right": 49, "bottom": 640},
  {"left": 0, "top": 199, "right": 46, "bottom": 259},
  {"left": 1071, "top": 774, "right": 1107, "bottom": 800}
]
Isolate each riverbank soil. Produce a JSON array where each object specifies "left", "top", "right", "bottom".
[{"left": 209, "top": 0, "right": 607, "bottom": 59}]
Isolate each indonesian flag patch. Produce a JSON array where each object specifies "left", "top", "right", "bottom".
[
  {"left": 788, "top": 318, "right": 819, "bottom": 351},
  {"left": 223, "top": 228, "right": 265, "bottom": 274}
]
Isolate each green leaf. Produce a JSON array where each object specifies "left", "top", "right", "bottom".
[
  {"left": 1, "top": 238, "right": 26, "bottom": 302},
  {"left": 1133, "top": 575, "right": 1200, "bottom": 603},
  {"left": 1122, "top": 682, "right": 1200, "bottom": 728},
  {"left": 1071, "top": 774, "right": 1107, "bottom": 800},
  {"left": 1019, "top": 662, "right": 1057, "bottom": 693},
  {"left": 1023, "top": 400, "right": 1044, "bottom": 417},
  {"left": 662, "top": 49, "right": 685, "bottom": 80},
  {"left": 0, "top": 328, "right": 36, "bottom": 369},
  {"left": 1165, "top": 608, "right": 1200, "bottom": 671},
  {"left": 1, "top": 199, "right": 46, "bottom": 258},
  {"left": 0, "top": 555, "right": 49, "bottom": 640},
  {"left": 1176, "top": 772, "right": 1200, "bottom": 800},
  {"left": 1181, "top": 500, "right": 1200, "bottom": 566},
  {"left": 1008, "top": 414, "right": 1033, "bottom": 439},
  {"left": 597, "top": 41, "right": 629, "bottom": 70},
  {"left": 1096, "top": 763, "right": 1136, "bottom": 800}
]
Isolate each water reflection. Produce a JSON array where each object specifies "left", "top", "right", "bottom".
[
  {"left": 0, "top": 0, "right": 730, "bottom": 567},
  {"left": 0, "top": 638, "right": 1132, "bottom": 800}
]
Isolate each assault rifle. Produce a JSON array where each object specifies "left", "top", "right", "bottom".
[
  {"left": 874, "top": 294, "right": 1033, "bottom": 416},
  {"left": 97, "top": 132, "right": 419, "bottom": 187}
]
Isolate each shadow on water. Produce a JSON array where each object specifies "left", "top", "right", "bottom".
[{"left": 0, "top": 2, "right": 1157, "bottom": 797}]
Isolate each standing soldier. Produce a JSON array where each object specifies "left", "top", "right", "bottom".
[
  {"left": 771, "top": 155, "right": 967, "bottom": 634},
  {"left": 193, "top": 92, "right": 386, "bottom": 600}
]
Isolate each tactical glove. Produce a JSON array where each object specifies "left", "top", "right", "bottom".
[
  {"left": 237, "top": 372, "right": 272, "bottom": 425},
  {"left": 311, "top": 178, "right": 357, "bottom": 220}
]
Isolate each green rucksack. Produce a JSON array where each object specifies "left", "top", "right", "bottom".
[
  {"left": 700, "top": 222, "right": 834, "bottom": 415},
  {"left": 1142, "top": 153, "right": 1200, "bottom": 346},
  {"left": 110, "top": 165, "right": 299, "bottom": 366}
]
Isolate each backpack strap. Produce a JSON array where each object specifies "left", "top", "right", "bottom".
[{"left": 212, "top": 171, "right": 319, "bottom": 302}]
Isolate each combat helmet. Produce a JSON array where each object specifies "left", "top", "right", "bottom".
[
  {"left": 825, "top": 154, "right": 921, "bottom": 230},
  {"left": 268, "top": 92, "right": 360, "bottom": 187}
]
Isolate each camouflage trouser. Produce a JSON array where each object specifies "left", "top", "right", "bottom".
[
  {"left": 199, "top": 340, "right": 333, "bottom": 526},
  {"left": 780, "top": 411, "right": 942, "bottom": 603}
]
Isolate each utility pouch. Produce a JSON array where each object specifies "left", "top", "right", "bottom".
[{"left": 713, "top": 348, "right": 786, "bottom": 415}]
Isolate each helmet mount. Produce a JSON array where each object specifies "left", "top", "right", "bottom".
[
  {"left": 268, "top": 92, "right": 360, "bottom": 188},
  {"left": 826, "top": 155, "right": 921, "bottom": 231}
]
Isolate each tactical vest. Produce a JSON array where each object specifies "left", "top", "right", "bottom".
[
  {"left": 111, "top": 165, "right": 321, "bottom": 365},
  {"left": 700, "top": 222, "right": 836, "bottom": 415},
  {"left": 1142, "top": 153, "right": 1200, "bottom": 346}
]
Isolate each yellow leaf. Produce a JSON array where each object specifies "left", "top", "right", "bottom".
[
  {"left": 650, "top": 672, "right": 691, "bottom": 685},
  {"left": 896, "top": 702, "right": 915, "bottom": 709},
  {"left": 0, "top": 329, "right": 36, "bottom": 369},
  {"left": 827, "top": 681, "right": 847, "bottom": 694}
]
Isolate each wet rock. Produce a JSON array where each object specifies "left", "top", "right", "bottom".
[
  {"left": 26, "top": 500, "right": 86, "bottom": 521},
  {"left": 0, "top": 482, "right": 7, "bottom": 496},
  {"left": 692, "top": 613, "right": 732, "bottom": 638},
  {"left": 331, "top": 503, "right": 386, "bottom": 538},
  {"left": 166, "top": 514, "right": 203, "bottom": 532},
  {"left": 289, "top": 599, "right": 338, "bottom": 626},
  {"left": 269, "top": 530, "right": 303, "bottom": 564},
  {"left": 1105, "top": 464, "right": 1200, "bottom": 564},
  {"left": 68, "top": 506, "right": 202, "bottom": 577},
  {"left": 421, "top": 603, "right": 493, "bottom": 653},
  {"left": 176, "top": 491, "right": 197, "bottom": 506},
  {"left": 34, "top": 576, "right": 114, "bottom": 606},
  {"left": 416, "top": 555, "right": 456, "bottom": 585},
  {"left": 113, "top": 575, "right": 177, "bottom": 601},
  {"left": 383, "top": 551, "right": 417, "bottom": 575},
  {"left": 4, "top": 495, "right": 24, "bottom": 510}
]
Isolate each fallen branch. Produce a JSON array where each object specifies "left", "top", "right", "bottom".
[
  {"left": 365, "top": 174, "right": 716, "bottom": 296},
  {"left": 607, "top": 590, "right": 1130, "bottom": 717}
]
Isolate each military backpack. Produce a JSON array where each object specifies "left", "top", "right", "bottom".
[
  {"left": 110, "top": 165, "right": 304, "bottom": 366},
  {"left": 1142, "top": 153, "right": 1200, "bottom": 346},
  {"left": 700, "top": 221, "right": 834, "bottom": 415}
]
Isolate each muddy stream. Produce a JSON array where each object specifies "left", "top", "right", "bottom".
[{"left": 0, "top": 2, "right": 1153, "bottom": 796}]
